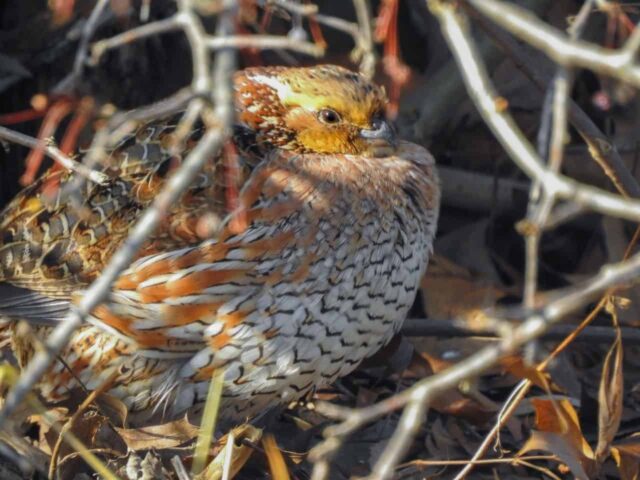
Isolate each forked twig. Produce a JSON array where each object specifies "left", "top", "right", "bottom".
[{"left": 0, "top": 126, "right": 108, "bottom": 185}]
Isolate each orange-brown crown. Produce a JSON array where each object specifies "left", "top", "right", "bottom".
[{"left": 233, "top": 65, "right": 394, "bottom": 157}]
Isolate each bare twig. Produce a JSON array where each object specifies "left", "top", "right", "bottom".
[
  {"left": 412, "top": 0, "right": 553, "bottom": 142},
  {"left": 281, "top": 1, "right": 375, "bottom": 75},
  {"left": 91, "top": 19, "right": 323, "bottom": 65},
  {"left": 517, "top": 0, "right": 586, "bottom": 386},
  {"left": 467, "top": 3, "right": 580, "bottom": 465},
  {"left": 267, "top": 0, "right": 319, "bottom": 16},
  {"left": 425, "top": 2, "right": 640, "bottom": 223},
  {"left": 72, "top": 0, "right": 111, "bottom": 75},
  {"left": 351, "top": 0, "right": 376, "bottom": 78},
  {"left": 90, "top": 16, "right": 184, "bottom": 64},
  {"left": 401, "top": 318, "right": 640, "bottom": 344},
  {"left": 465, "top": 5, "right": 640, "bottom": 198},
  {"left": 313, "top": 13, "right": 360, "bottom": 38},
  {"left": 205, "top": 34, "right": 324, "bottom": 56},
  {"left": 467, "top": 0, "right": 640, "bottom": 86},
  {"left": 0, "top": 126, "right": 108, "bottom": 185},
  {"left": 54, "top": 0, "right": 110, "bottom": 94},
  {"left": 401, "top": 454, "right": 558, "bottom": 468}
]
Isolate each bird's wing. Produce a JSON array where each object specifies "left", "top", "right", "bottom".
[
  {"left": 0, "top": 283, "right": 70, "bottom": 325},
  {"left": 84, "top": 150, "right": 340, "bottom": 364},
  {"left": 0, "top": 120, "right": 226, "bottom": 301}
]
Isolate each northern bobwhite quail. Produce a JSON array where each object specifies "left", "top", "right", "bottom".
[{"left": 0, "top": 65, "right": 440, "bottom": 425}]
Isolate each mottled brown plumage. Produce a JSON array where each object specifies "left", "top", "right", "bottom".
[{"left": 0, "top": 65, "right": 440, "bottom": 425}]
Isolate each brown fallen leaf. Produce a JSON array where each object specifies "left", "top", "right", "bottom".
[
  {"left": 95, "top": 393, "right": 129, "bottom": 428},
  {"left": 421, "top": 254, "right": 511, "bottom": 325},
  {"left": 501, "top": 355, "right": 557, "bottom": 392},
  {"left": 27, "top": 407, "right": 68, "bottom": 455},
  {"left": 519, "top": 398, "right": 595, "bottom": 479},
  {"left": 611, "top": 434, "right": 640, "bottom": 480},
  {"left": 195, "top": 424, "right": 262, "bottom": 480},
  {"left": 45, "top": 410, "right": 126, "bottom": 464},
  {"left": 595, "top": 302, "right": 624, "bottom": 463},
  {"left": 116, "top": 417, "right": 199, "bottom": 451},
  {"left": 263, "top": 434, "right": 290, "bottom": 480},
  {"left": 406, "top": 351, "right": 495, "bottom": 423}
]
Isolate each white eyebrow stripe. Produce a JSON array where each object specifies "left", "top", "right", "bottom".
[{"left": 248, "top": 74, "right": 292, "bottom": 99}]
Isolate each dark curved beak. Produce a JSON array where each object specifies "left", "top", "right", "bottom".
[{"left": 360, "top": 118, "right": 396, "bottom": 146}]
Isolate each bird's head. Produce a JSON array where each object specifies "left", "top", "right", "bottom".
[{"left": 234, "top": 65, "right": 395, "bottom": 157}]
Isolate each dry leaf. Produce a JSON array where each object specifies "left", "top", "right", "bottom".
[
  {"left": 45, "top": 410, "right": 126, "bottom": 462},
  {"left": 406, "top": 351, "right": 494, "bottom": 423},
  {"left": 27, "top": 407, "right": 68, "bottom": 455},
  {"left": 519, "top": 398, "right": 595, "bottom": 479},
  {"left": 263, "top": 434, "right": 290, "bottom": 480},
  {"left": 522, "top": 431, "right": 591, "bottom": 480},
  {"left": 421, "top": 255, "right": 509, "bottom": 322},
  {"left": 612, "top": 447, "right": 640, "bottom": 480},
  {"left": 95, "top": 393, "right": 128, "bottom": 428},
  {"left": 195, "top": 424, "right": 262, "bottom": 480},
  {"left": 501, "top": 355, "right": 556, "bottom": 392},
  {"left": 595, "top": 316, "right": 624, "bottom": 462},
  {"left": 116, "top": 417, "right": 199, "bottom": 451},
  {"left": 612, "top": 435, "right": 640, "bottom": 480}
]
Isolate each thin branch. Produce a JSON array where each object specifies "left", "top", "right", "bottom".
[
  {"left": 74, "top": 0, "right": 112, "bottom": 74},
  {"left": 401, "top": 454, "right": 558, "bottom": 468},
  {"left": 90, "top": 16, "right": 183, "bottom": 64},
  {"left": 266, "top": 0, "right": 318, "bottom": 15},
  {"left": 401, "top": 317, "right": 640, "bottom": 344},
  {"left": 0, "top": 126, "right": 108, "bottom": 185},
  {"left": 54, "top": 0, "right": 111, "bottom": 94},
  {"left": 465, "top": 5, "right": 640, "bottom": 199},
  {"left": 426, "top": 1, "right": 640, "bottom": 223},
  {"left": 314, "top": 13, "right": 360, "bottom": 38},
  {"left": 176, "top": 3, "right": 212, "bottom": 95},
  {"left": 517, "top": 0, "right": 585, "bottom": 375},
  {"left": 205, "top": 34, "right": 324, "bottom": 56},
  {"left": 171, "top": 456, "right": 191, "bottom": 480},
  {"left": 91, "top": 17, "right": 324, "bottom": 66},
  {"left": 467, "top": 0, "right": 640, "bottom": 86},
  {"left": 351, "top": 0, "right": 376, "bottom": 78}
]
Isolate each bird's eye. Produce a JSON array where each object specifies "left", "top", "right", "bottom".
[{"left": 318, "top": 109, "right": 341, "bottom": 124}]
